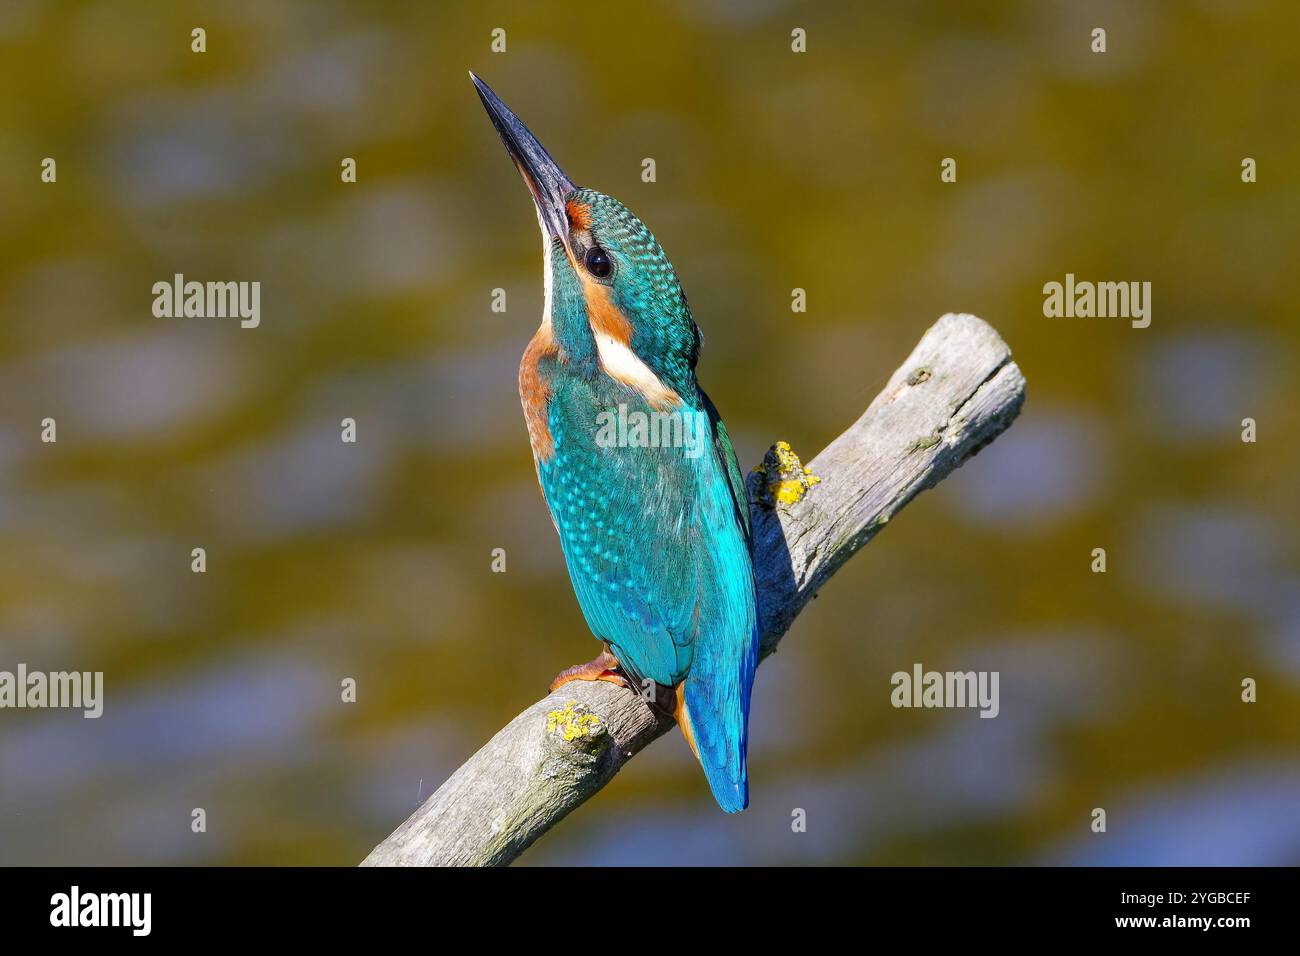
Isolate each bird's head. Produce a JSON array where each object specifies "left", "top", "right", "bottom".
[{"left": 471, "top": 73, "right": 700, "bottom": 406}]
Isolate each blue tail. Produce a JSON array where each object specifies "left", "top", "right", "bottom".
[{"left": 682, "top": 672, "right": 751, "bottom": 813}]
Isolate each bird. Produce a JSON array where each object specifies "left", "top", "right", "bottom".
[{"left": 471, "top": 73, "right": 760, "bottom": 813}]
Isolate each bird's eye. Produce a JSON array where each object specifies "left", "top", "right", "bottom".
[{"left": 584, "top": 246, "right": 612, "bottom": 279}]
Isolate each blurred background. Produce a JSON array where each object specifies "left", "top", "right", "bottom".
[{"left": 0, "top": 0, "right": 1297, "bottom": 865}]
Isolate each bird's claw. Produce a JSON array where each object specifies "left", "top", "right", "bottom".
[{"left": 549, "top": 646, "right": 633, "bottom": 693}]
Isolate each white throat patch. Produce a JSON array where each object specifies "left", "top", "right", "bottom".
[
  {"left": 594, "top": 331, "right": 681, "bottom": 409},
  {"left": 535, "top": 205, "right": 555, "bottom": 328}
]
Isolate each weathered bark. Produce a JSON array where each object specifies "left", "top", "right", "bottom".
[{"left": 362, "top": 313, "right": 1026, "bottom": 866}]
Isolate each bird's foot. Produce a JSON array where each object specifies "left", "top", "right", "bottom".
[{"left": 549, "top": 646, "right": 632, "bottom": 693}]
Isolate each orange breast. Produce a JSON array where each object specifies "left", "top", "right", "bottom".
[{"left": 518, "top": 323, "right": 558, "bottom": 464}]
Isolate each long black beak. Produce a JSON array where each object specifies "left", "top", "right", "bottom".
[{"left": 470, "top": 72, "right": 576, "bottom": 245}]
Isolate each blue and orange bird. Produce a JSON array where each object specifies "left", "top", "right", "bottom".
[{"left": 471, "top": 74, "right": 759, "bottom": 812}]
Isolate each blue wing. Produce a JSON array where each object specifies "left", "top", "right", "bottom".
[{"left": 684, "top": 386, "right": 758, "bottom": 811}]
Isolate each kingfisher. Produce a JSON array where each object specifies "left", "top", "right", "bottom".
[{"left": 471, "top": 74, "right": 759, "bottom": 812}]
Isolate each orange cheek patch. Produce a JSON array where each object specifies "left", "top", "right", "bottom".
[
  {"left": 581, "top": 275, "right": 634, "bottom": 345},
  {"left": 565, "top": 199, "right": 592, "bottom": 231}
]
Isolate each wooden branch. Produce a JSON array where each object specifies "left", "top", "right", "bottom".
[{"left": 361, "top": 313, "right": 1026, "bottom": 867}]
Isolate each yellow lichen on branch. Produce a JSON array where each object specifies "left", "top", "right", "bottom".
[
  {"left": 750, "top": 440, "right": 821, "bottom": 509},
  {"left": 545, "top": 700, "right": 604, "bottom": 742}
]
